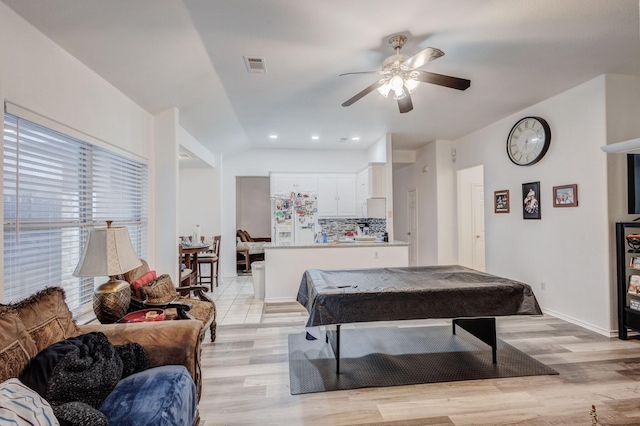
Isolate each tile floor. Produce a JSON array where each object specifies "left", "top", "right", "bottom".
[{"left": 208, "top": 275, "right": 264, "bottom": 325}]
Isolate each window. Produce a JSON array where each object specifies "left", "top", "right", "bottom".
[{"left": 3, "top": 112, "right": 148, "bottom": 315}]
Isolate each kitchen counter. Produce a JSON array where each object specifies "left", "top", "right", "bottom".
[
  {"left": 264, "top": 240, "right": 409, "bottom": 249},
  {"left": 263, "top": 240, "right": 409, "bottom": 302}
]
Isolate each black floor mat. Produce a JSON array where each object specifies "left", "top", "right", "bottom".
[{"left": 288, "top": 325, "right": 558, "bottom": 395}]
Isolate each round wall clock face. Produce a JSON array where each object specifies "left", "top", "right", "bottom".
[{"left": 506, "top": 116, "right": 551, "bottom": 166}]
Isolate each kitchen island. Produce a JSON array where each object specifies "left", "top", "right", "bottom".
[{"left": 263, "top": 240, "right": 409, "bottom": 302}]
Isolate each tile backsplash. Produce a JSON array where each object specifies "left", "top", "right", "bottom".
[{"left": 318, "top": 218, "right": 386, "bottom": 240}]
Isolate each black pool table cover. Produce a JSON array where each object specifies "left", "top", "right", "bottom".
[{"left": 297, "top": 265, "right": 542, "bottom": 327}]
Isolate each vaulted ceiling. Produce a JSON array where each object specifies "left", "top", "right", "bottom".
[{"left": 3, "top": 0, "right": 640, "bottom": 156}]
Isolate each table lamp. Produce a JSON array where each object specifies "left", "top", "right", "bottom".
[{"left": 74, "top": 221, "right": 142, "bottom": 323}]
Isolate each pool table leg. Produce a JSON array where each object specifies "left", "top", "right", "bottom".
[
  {"left": 453, "top": 317, "right": 497, "bottom": 364},
  {"left": 326, "top": 324, "right": 341, "bottom": 374}
]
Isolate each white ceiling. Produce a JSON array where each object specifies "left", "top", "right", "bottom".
[{"left": 3, "top": 0, "right": 640, "bottom": 156}]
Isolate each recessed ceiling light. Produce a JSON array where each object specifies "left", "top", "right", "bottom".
[
  {"left": 269, "top": 135, "right": 278, "bottom": 139},
  {"left": 352, "top": 137, "right": 360, "bottom": 141},
  {"left": 311, "top": 136, "right": 319, "bottom": 140}
]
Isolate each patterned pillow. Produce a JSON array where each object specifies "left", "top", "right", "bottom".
[
  {"left": 0, "top": 378, "right": 59, "bottom": 425},
  {"left": 140, "top": 274, "right": 178, "bottom": 305},
  {"left": 0, "top": 306, "right": 38, "bottom": 383},
  {"left": 121, "top": 259, "right": 150, "bottom": 285},
  {"left": 131, "top": 270, "right": 157, "bottom": 298},
  {"left": 10, "top": 287, "right": 79, "bottom": 353}
]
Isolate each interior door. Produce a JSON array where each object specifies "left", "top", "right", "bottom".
[
  {"left": 408, "top": 189, "right": 417, "bottom": 266},
  {"left": 472, "top": 183, "right": 486, "bottom": 271}
]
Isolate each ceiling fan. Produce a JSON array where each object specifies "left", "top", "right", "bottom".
[{"left": 340, "top": 35, "right": 471, "bottom": 113}]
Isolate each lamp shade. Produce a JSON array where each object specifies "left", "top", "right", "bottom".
[{"left": 74, "top": 224, "right": 141, "bottom": 277}]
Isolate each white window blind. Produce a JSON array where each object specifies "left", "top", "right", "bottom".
[{"left": 3, "top": 112, "right": 148, "bottom": 315}]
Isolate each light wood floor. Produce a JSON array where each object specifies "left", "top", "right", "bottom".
[{"left": 199, "top": 298, "right": 640, "bottom": 425}]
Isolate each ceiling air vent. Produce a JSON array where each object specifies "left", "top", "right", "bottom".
[
  {"left": 244, "top": 56, "right": 267, "bottom": 74},
  {"left": 339, "top": 137, "right": 349, "bottom": 143}
]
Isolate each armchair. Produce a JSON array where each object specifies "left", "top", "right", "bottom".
[{"left": 121, "top": 260, "right": 217, "bottom": 343}]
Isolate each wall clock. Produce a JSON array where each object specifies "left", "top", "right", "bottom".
[{"left": 506, "top": 116, "right": 551, "bottom": 166}]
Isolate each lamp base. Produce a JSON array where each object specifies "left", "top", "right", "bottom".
[{"left": 93, "top": 279, "right": 131, "bottom": 324}]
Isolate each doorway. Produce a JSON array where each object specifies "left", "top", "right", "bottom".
[
  {"left": 457, "top": 165, "right": 485, "bottom": 271},
  {"left": 236, "top": 177, "right": 271, "bottom": 238}
]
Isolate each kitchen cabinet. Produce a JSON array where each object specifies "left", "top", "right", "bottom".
[
  {"left": 271, "top": 173, "right": 318, "bottom": 195},
  {"left": 317, "top": 174, "right": 356, "bottom": 217},
  {"left": 356, "top": 163, "right": 386, "bottom": 199}
]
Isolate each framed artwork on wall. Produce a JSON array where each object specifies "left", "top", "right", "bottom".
[
  {"left": 522, "top": 181, "right": 541, "bottom": 219},
  {"left": 553, "top": 184, "right": 578, "bottom": 207},
  {"left": 494, "top": 190, "right": 510, "bottom": 213}
]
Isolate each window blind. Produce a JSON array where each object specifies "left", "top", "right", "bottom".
[{"left": 3, "top": 112, "right": 148, "bottom": 315}]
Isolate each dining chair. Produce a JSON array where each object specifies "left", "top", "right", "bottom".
[{"left": 197, "top": 235, "right": 220, "bottom": 290}]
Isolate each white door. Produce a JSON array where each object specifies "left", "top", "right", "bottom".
[
  {"left": 408, "top": 189, "right": 418, "bottom": 266},
  {"left": 457, "top": 165, "right": 484, "bottom": 270},
  {"left": 472, "top": 183, "right": 486, "bottom": 271}
]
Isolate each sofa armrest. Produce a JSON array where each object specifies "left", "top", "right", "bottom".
[{"left": 77, "top": 319, "right": 203, "bottom": 399}]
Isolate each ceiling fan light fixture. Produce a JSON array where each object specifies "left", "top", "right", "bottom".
[
  {"left": 377, "top": 82, "right": 391, "bottom": 97},
  {"left": 389, "top": 75, "right": 404, "bottom": 91},
  {"left": 405, "top": 78, "right": 420, "bottom": 93},
  {"left": 392, "top": 86, "right": 407, "bottom": 100}
]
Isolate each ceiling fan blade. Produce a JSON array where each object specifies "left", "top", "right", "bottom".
[
  {"left": 397, "top": 92, "right": 413, "bottom": 114},
  {"left": 339, "top": 70, "right": 386, "bottom": 77},
  {"left": 342, "top": 79, "right": 386, "bottom": 107},
  {"left": 402, "top": 47, "right": 444, "bottom": 70},
  {"left": 416, "top": 71, "right": 471, "bottom": 90}
]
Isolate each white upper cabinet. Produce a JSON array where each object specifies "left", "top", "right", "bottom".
[
  {"left": 317, "top": 174, "right": 356, "bottom": 217},
  {"left": 357, "top": 163, "right": 386, "bottom": 199},
  {"left": 271, "top": 174, "right": 318, "bottom": 195}
]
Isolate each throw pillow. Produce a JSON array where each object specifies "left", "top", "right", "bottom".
[
  {"left": 140, "top": 274, "right": 177, "bottom": 305},
  {"left": 10, "top": 287, "right": 79, "bottom": 353},
  {"left": 131, "top": 270, "right": 157, "bottom": 298},
  {"left": 0, "top": 378, "right": 59, "bottom": 426},
  {"left": 0, "top": 306, "right": 38, "bottom": 383},
  {"left": 121, "top": 259, "right": 150, "bottom": 285}
]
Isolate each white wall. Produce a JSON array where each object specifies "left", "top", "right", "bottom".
[
  {"left": 367, "top": 134, "right": 387, "bottom": 163},
  {"left": 604, "top": 74, "right": 640, "bottom": 329},
  {"left": 393, "top": 139, "right": 457, "bottom": 265},
  {"left": 393, "top": 75, "right": 640, "bottom": 335},
  {"left": 179, "top": 167, "right": 221, "bottom": 239},
  {"left": 0, "top": 4, "right": 157, "bottom": 298},
  {"left": 220, "top": 148, "right": 369, "bottom": 276},
  {"left": 456, "top": 76, "right": 611, "bottom": 334}
]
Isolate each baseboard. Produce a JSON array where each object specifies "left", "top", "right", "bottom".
[
  {"left": 541, "top": 308, "right": 615, "bottom": 337},
  {"left": 264, "top": 297, "right": 297, "bottom": 304}
]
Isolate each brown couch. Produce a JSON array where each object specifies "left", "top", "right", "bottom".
[{"left": 0, "top": 287, "right": 204, "bottom": 402}]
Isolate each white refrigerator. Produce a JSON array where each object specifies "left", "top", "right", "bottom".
[{"left": 272, "top": 192, "right": 318, "bottom": 245}]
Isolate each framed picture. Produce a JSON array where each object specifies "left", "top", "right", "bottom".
[
  {"left": 494, "top": 190, "right": 510, "bottom": 213},
  {"left": 553, "top": 184, "right": 578, "bottom": 207},
  {"left": 522, "top": 181, "right": 541, "bottom": 219}
]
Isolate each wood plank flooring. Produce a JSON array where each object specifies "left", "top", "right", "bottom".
[{"left": 198, "top": 302, "right": 640, "bottom": 425}]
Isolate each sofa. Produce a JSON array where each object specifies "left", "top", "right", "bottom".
[
  {"left": 236, "top": 229, "right": 271, "bottom": 272},
  {"left": 0, "top": 287, "right": 203, "bottom": 425}
]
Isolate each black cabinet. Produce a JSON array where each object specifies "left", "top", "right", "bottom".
[{"left": 616, "top": 222, "right": 640, "bottom": 339}]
